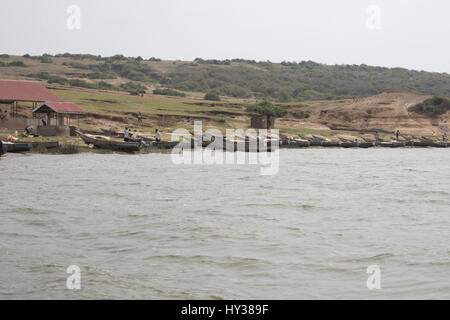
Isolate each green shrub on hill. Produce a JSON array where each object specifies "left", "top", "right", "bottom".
[
  {"left": 2, "top": 61, "right": 27, "bottom": 67},
  {"left": 246, "top": 100, "right": 287, "bottom": 117},
  {"left": 204, "top": 92, "right": 221, "bottom": 101},
  {"left": 119, "top": 82, "right": 147, "bottom": 95},
  {"left": 153, "top": 88, "right": 186, "bottom": 97},
  {"left": 409, "top": 96, "right": 450, "bottom": 117}
]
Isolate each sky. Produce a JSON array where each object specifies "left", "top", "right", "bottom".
[{"left": 1, "top": 0, "right": 449, "bottom": 73}]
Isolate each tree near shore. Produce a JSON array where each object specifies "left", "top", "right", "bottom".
[{"left": 246, "top": 100, "right": 287, "bottom": 118}]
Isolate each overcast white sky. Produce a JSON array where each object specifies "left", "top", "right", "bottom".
[{"left": 1, "top": 0, "right": 449, "bottom": 73}]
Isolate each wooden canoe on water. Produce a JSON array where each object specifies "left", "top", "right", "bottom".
[
  {"left": 340, "top": 142, "right": 360, "bottom": 148},
  {"left": 321, "top": 141, "right": 341, "bottom": 147},
  {"left": 1, "top": 141, "right": 34, "bottom": 153},
  {"left": 376, "top": 141, "right": 406, "bottom": 148},
  {"left": 280, "top": 139, "right": 310, "bottom": 148},
  {"left": 79, "top": 132, "right": 142, "bottom": 152},
  {"left": 358, "top": 142, "right": 374, "bottom": 148},
  {"left": 433, "top": 141, "right": 448, "bottom": 148}
]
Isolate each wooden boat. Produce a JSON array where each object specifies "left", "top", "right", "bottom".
[
  {"left": 433, "top": 141, "right": 448, "bottom": 148},
  {"left": 340, "top": 141, "right": 360, "bottom": 148},
  {"left": 321, "top": 141, "right": 340, "bottom": 147},
  {"left": 0, "top": 141, "right": 6, "bottom": 156},
  {"left": 148, "top": 141, "right": 179, "bottom": 149},
  {"left": 376, "top": 141, "right": 405, "bottom": 148},
  {"left": 280, "top": 139, "right": 310, "bottom": 148},
  {"left": 79, "top": 132, "right": 142, "bottom": 152},
  {"left": 358, "top": 142, "right": 374, "bottom": 148},
  {"left": 411, "top": 141, "right": 432, "bottom": 147},
  {"left": 309, "top": 140, "right": 323, "bottom": 146},
  {"left": 1, "top": 141, "right": 34, "bottom": 153}
]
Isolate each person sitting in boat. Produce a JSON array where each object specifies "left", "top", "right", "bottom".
[
  {"left": 124, "top": 127, "right": 129, "bottom": 140},
  {"left": 155, "top": 129, "right": 161, "bottom": 142},
  {"left": 131, "top": 130, "right": 139, "bottom": 141}
]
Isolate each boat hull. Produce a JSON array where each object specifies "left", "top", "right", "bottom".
[
  {"left": 2, "top": 142, "right": 34, "bottom": 153},
  {"left": 376, "top": 142, "right": 406, "bottom": 148},
  {"left": 280, "top": 141, "right": 310, "bottom": 148},
  {"left": 340, "top": 142, "right": 360, "bottom": 148},
  {"left": 80, "top": 133, "right": 141, "bottom": 152}
]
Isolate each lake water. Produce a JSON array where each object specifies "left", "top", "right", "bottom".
[{"left": 0, "top": 149, "right": 449, "bottom": 299}]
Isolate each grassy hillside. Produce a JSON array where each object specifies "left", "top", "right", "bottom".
[
  {"left": 1, "top": 53, "right": 449, "bottom": 141},
  {"left": 1, "top": 53, "right": 450, "bottom": 102}
]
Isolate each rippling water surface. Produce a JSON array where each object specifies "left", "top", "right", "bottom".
[{"left": 0, "top": 149, "right": 449, "bottom": 299}]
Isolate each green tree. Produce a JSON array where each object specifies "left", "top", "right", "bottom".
[
  {"left": 204, "top": 92, "right": 221, "bottom": 101},
  {"left": 246, "top": 100, "right": 287, "bottom": 117}
]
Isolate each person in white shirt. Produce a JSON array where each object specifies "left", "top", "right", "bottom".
[
  {"left": 124, "top": 128, "right": 130, "bottom": 141},
  {"left": 155, "top": 129, "right": 161, "bottom": 142}
]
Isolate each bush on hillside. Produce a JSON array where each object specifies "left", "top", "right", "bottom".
[
  {"left": 408, "top": 96, "right": 450, "bottom": 117},
  {"left": 204, "top": 92, "right": 221, "bottom": 101},
  {"left": 153, "top": 88, "right": 186, "bottom": 97},
  {"left": 246, "top": 100, "right": 287, "bottom": 117}
]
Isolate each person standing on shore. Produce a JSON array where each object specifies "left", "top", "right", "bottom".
[
  {"left": 396, "top": 130, "right": 400, "bottom": 141},
  {"left": 155, "top": 129, "right": 161, "bottom": 142},
  {"left": 375, "top": 131, "right": 380, "bottom": 142},
  {"left": 137, "top": 112, "right": 142, "bottom": 123},
  {"left": 444, "top": 133, "right": 447, "bottom": 142}
]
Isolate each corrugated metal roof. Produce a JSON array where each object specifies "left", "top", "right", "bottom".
[
  {"left": 33, "top": 101, "right": 84, "bottom": 114},
  {"left": 0, "top": 80, "right": 61, "bottom": 102}
]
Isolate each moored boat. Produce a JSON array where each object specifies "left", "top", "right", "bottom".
[
  {"left": 376, "top": 141, "right": 405, "bottom": 148},
  {"left": 321, "top": 141, "right": 341, "bottom": 147},
  {"left": 358, "top": 142, "right": 374, "bottom": 148},
  {"left": 79, "top": 132, "right": 142, "bottom": 152},
  {"left": 340, "top": 141, "right": 360, "bottom": 148},
  {"left": 0, "top": 140, "right": 6, "bottom": 156},
  {"left": 280, "top": 139, "right": 310, "bottom": 148},
  {"left": 1, "top": 141, "right": 34, "bottom": 153},
  {"left": 412, "top": 140, "right": 434, "bottom": 147},
  {"left": 433, "top": 141, "right": 448, "bottom": 148}
]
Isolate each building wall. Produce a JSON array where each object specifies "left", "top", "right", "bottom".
[
  {"left": 250, "top": 115, "right": 276, "bottom": 129},
  {"left": 37, "top": 125, "right": 70, "bottom": 137}
]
